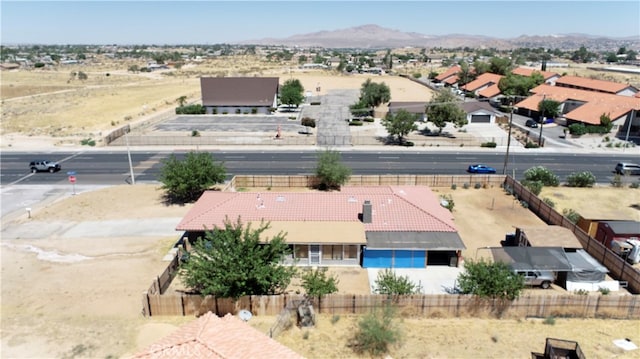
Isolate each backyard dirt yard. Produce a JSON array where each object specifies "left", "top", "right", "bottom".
[{"left": 1, "top": 183, "right": 638, "bottom": 358}]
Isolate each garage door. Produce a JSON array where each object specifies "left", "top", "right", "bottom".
[
  {"left": 362, "top": 249, "right": 426, "bottom": 268},
  {"left": 471, "top": 114, "right": 491, "bottom": 123}
]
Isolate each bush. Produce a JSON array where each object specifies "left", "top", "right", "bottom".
[
  {"left": 251, "top": 108, "right": 258, "bottom": 114},
  {"left": 568, "top": 123, "right": 587, "bottom": 136},
  {"left": 363, "top": 117, "right": 375, "bottom": 122},
  {"left": 176, "top": 104, "right": 205, "bottom": 115},
  {"left": 631, "top": 182, "right": 640, "bottom": 189},
  {"left": 349, "top": 120, "right": 363, "bottom": 126},
  {"left": 521, "top": 180, "right": 543, "bottom": 195},
  {"left": 474, "top": 182, "right": 482, "bottom": 189},
  {"left": 480, "top": 141, "right": 497, "bottom": 148},
  {"left": 543, "top": 316, "right": 556, "bottom": 325},
  {"left": 373, "top": 269, "right": 422, "bottom": 295},
  {"left": 562, "top": 208, "right": 581, "bottom": 224},
  {"left": 566, "top": 171, "right": 596, "bottom": 187},
  {"left": 524, "top": 141, "right": 539, "bottom": 148},
  {"left": 235, "top": 109, "right": 241, "bottom": 114},
  {"left": 440, "top": 194, "right": 454, "bottom": 212},
  {"left": 542, "top": 197, "right": 556, "bottom": 208},
  {"left": 191, "top": 130, "right": 200, "bottom": 137},
  {"left": 598, "top": 287, "right": 610, "bottom": 295},
  {"left": 451, "top": 184, "right": 457, "bottom": 190},
  {"left": 611, "top": 174, "right": 623, "bottom": 187},
  {"left": 80, "top": 138, "right": 96, "bottom": 146},
  {"left": 523, "top": 166, "right": 559, "bottom": 186},
  {"left": 402, "top": 141, "right": 415, "bottom": 147},
  {"left": 463, "top": 183, "right": 470, "bottom": 189},
  {"left": 349, "top": 304, "right": 401, "bottom": 356}
]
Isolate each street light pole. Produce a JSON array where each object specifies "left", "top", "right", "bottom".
[
  {"left": 502, "top": 102, "right": 515, "bottom": 175},
  {"left": 538, "top": 94, "right": 546, "bottom": 146}
]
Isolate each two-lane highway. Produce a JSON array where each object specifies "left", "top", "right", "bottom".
[{"left": 2, "top": 150, "right": 636, "bottom": 186}]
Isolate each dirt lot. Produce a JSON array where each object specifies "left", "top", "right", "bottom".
[{"left": 1, "top": 184, "right": 638, "bottom": 358}]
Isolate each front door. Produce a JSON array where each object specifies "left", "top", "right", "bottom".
[{"left": 310, "top": 245, "right": 320, "bottom": 265}]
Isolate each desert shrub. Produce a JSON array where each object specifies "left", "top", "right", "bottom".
[
  {"left": 566, "top": 171, "right": 596, "bottom": 187},
  {"left": 349, "top": 120, "right": 363, "bottom": 126},
  {"left": 80, "top": 138, "right": 96, "bottom": 146},
  {"left": 349, "top": 304, "right": 401, "bottom": 356},
  {"left": 412, "top": 72, "right": 422, "bottom": 78},
  {"left": 440, "top": 194, "right": 454, "bottom": 212},
  {"left": 373, "top": 269, "right": 422, "bottom": 295},
  {"left": 251, "top": 108, "right": 258, "bottom": 114},
  {"left": 542, "top": 197, "right": 556, "bottom": 208},
  {"left": 481, "top": 141, "right": 497, "bottom": 148},
  {"left": 212, "top": 107, "right": 218, "bottom": 114},
  {"left": 520, "top": 200, "right": 529, "bottom": 208},
  {"left": 631, "top": 182, "right": 639, "bottom": 189},
  {"left": 543, "top": 316, "right": 556, "bottom": 325},
  {"left": 451, "top": 183, "right": 457, "bottom": 190},
  {"left": 598, "top": 287, "right": 610, "bottom": 295},
  {"left": 474, "top": 182, "right": 482, "bottom": 189},
  {"left": 562, "top": 208, "right": 581, "bottom": 224},
  {"left": 524, "top": 141, "right": 539, "bottom": 148},
  {"left": 521, "top": 180, "right": 543, "bottom": 195},
  {"left": 235, "top": 109, "right": 241, "bottom": 114},
  {"left": 403, "top": 141, "right": 415, "bottom": 147},
  {"left": 331, "top": 315, "right": 341, "bottom": 325},
  {"left": 191, "top": 130, "right": 200, "bottom": 137},
  {"left": 574, "top": 289, "right": 589, "bottom": 295},
  {"left": 523, "top": 166, "right": 559, "bottom": 186},
  {"left": 611, "top": 174, "right": 623, "bottom": 187},
  {"left": 462, "top": 183, "right": 470, "bottom": 189}
]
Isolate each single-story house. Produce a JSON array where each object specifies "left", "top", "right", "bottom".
[
  {"left": 555, "top": 75, "right": 639, "bottom": 97},
  {"left": 459, "top": 101, "right": 500, "bottom": 124},
  {"left": 434, "top": 65, "right": 461, "bottom": 86},
  {"left": 388, "top": 101, "right": 427, "bottom": 121},
  {"left": 460, "top": 73, "right": 503, "bottom": 99},
  {"left": 176, "top": 186, "right": 466, "bottom": 268},
  {"left": 132, "top": 312, "right": 303, "bottom": 358},
  {"left": 511, "top": 67, "right": 561, "bottom": 85},
  {"left": 200, "top": 77, "right": 279, "bottom": 115}
]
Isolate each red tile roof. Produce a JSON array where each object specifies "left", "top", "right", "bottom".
[
  {"left": 461, "top": 73, "right": 503, "bottom": 92},
  {"left": 435, "top": 65, "right": 461, "bottom": 82},
  {"left": 555, "top": 75, "right": 637, "bottom": 94},
  {"left": 442, "top": 75, "right": 459, "bottom": 85},
  {"left": 515, "top": 84, "right": 640, "bottom": 125},
  {"left": 176, "top": 186, "right": 458, "bottom": 234},
  {"left": 200, "top": 77, "right": 279, "bottom": 107},
  {"left": 511, "top": 67, "right": 559, "bottom": 81},
  {"left": 477, "top": 84, "right": 502, "bottom": 98},
  {"left": 132, "top": 312, "right": 303, "bottom": 359}
]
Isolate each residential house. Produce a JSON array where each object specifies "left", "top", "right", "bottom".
[
  {"left": 460, "top": 73, "right": 503, "bottom": 99},
  {"left": 515, "top": 84, "right": 640, "bottom": 136},
  {"left": 388, "top": 101, "right": 427, "bottom": 121},
  {"left": 555, "top": 75, "right": 639, "bottom": 97},
  {"left": 132, "top": 312, "right": 303, "bottom": 359},
  {"left": 595, "top": 220, "right": 640, "bottom": 249},
  {"left": 176, "top": 186, "right": 465, "bottom": 269},
  {"left": 434, "top": 65, "right": 461, "bottom": 87},
  {"left": 511, "top": 67, "right": 561, "bottom": 85},
  {"left": 459, "top": 101, "right": 500, "bottom": 124},
  {"left": 200, "top": 77, "right": 279, "bottom": 115}
]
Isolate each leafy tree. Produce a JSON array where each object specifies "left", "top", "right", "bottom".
[
  {"left": 180, "top": 218, "right": 296, "bottom": 299},
  {"left": 297, "top": 55, "right": 307, "bottom": 64},
  {"left": 488, "top": 57, "right": 512, "bottom": 75},
  {"left": 349, "top": 304, "right": 401, "bottom": 356},
  {"left": 456, "top": 61, "right": 475, "bottom": 86},
  {"left": 280, "top": 78, "right": 305, "bottom": 108},
  {"left": 538, "top": 98, "right": 561, "bottom": 121},
  {"left": 359, "top": 79, "right": 391, "bottom": 108},
  {"left": 605, "top": 52, "right": 619, "bottom": 63},
  {"left": 626, "top": 50, "right": 637, "bottom": 61},
  {"left": 314, "top": 149, "right": 351, "bottom": 191},
  {"left": 159, "top": 151, "right": 226, "bottom": 203},
  {"left": 571, "top": 46, "right": 594, "bottom": 63},
  {"left": 456, "top": 260, "right": 524, "bottom": 301},
  {"left": 336, "top": 59, "right": 346, "bottom": 72},
  {"left": 300, "top": 267, "right": 339, "bottom": 298},
  {"left": 473, "top": 60, "right": 490, "bottom": 75},
  {"left": 425, "top": 89, "right": 467, "bottom": 133},
  {"left": 176, "top": 95, "right": 187, "bottom": 107},
  {"left": 523, "top": 166, "right": 559, "bottom": 186},
  {"left": 382, "top": 109, "right": 418, "bottom": 144},
  {"left": 373, "top": 269, "right": 421, "bottom": 295},
  {"left": 498, "top": 72, "right": 543, "bottom": 96},
  {"left": 349, "top": 100, "right": 370, "bottom": 117},
  {"left": 599, "top": 113, "right": 613, "bottom": 132}
]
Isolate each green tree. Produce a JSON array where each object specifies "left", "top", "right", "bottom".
[
  {"left": 488, "top": 57, "right": 512, "bottom": 75},
  {"left": 456, "top": 61, "right": 475, "bottom": 86},
  {"left": 571, "top": 46, "right": 594, "bottom": 63},
  {"left": 349, "top": 304, "right": 401, "bottom": 356},
  {"left": 566, "top": 171, "right": 596, "bottom": 187},
  {"left": 473, "top": 59, "right": 490, "bottom": 75},
  {"left": 425, "top": 89, "right": 467, "bottom": 133},
  {"left": 373, "top": 269, "right": 421, "bottom": 295},
  {"left": 300, "top": 267, "right": 339, "bottom": 298},
  {"left": 314, "top": 149, "right": 351, "bottom": 191},
  {"left": 382, "top": 109, "right": 418, "bottom": 144},
  {"left": 599, "top": 113, "right": 613, "bottom": 132},
  {"left": 538, "top": 98, "right": 561, "bottom": 121},
  {"left": 523, "top": 166, "right": 559, "bottom": 186},
  {"left": 180, "top": 218, "right": 296, "bottom": 299},
  {"left": 297, "top": 55, "right": 307, "bottom": 64},
  {"left": 159, "top": 151, "right": 226, "bottom": 203},
  {"left": 301, "top": 117, "right": 316, "bottom": 134},
  {"left": 280, "top": 78, "right": 305, "bottom": 109},
  {"left": 498, "top": 72, "right": 544, "bottom": 96},
  {"left": 605, "top": 52, "right": 619, "bottom": 63},
  {"left": 359, "top": 79, "right": 391, "bottom": 108},
  {"left": 456, "top": 260, "right": 524, "bottom": 301}
]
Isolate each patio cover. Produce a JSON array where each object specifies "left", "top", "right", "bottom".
[
  {"left": 366, "top": 231, "right": 466, "bottom": 250},
  {"left": 490, "top": 246, "right": 572, "bottom": 271},
  {"left": 565, "top": 249, "right": 608, "bottom": 282}
]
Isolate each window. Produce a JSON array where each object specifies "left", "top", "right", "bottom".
[
  {"left": 322, "top": 245, "right": 343, "bottom": 260},
  {"left": 295, "top": 245, "right": 309, "bottom": 259},
  {"left": 345, "top": 245, "right": 358, "bottom": 259}
]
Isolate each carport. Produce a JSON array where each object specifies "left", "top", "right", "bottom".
[
  {"left": 489, "top": 246, "right": 573, "bottom": 271},
  {"left": 362, "top": 231, "right": 466, "bottom": 268}
]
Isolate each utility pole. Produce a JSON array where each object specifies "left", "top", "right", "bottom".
[
  {"left": 125, "top": 126, "right": 135, "bottom": 185},
  {"left": 538, "top": 94, "right": 546, "bottom": 146},
  {"left": 502, "top": 101, "right": 515, "bottom": 175}
]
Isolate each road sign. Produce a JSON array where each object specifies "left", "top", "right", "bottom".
[
  {"left": 68, "top": 175, "right": 76, "bottom": 184},
  {"left": 67, "top": 171, "right": 77, "bottom": 175}
]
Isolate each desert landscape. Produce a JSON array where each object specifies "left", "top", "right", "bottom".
[{"left": 1, "top": 182, "right": 638, "bottom": 358}]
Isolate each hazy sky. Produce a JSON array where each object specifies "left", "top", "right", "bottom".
[{"left": 2, "top": 1, "right": 638, "bottom": 45}]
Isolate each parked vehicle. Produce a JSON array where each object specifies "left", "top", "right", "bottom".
[
  {"left": 614, "top": 162, "right": 640, "bottom": 175},
  {"left": 515, "top": 270, "right": 555, "bottom": 289},
  {"left": 467, "top": 164, "right": 496, "bottom": 174},
  {"left": 29, "top": 160, "right": 61, "bottom": 173},
  {"left": 610, "top": 238, "right": 640, "bottom": 264},
  {"left": 525, "top": 119, "right": 538, "bottom": 128}
]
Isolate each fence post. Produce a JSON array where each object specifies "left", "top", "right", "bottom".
[{"left": 142, "top": 292, "right": 151, "bottom": 317}]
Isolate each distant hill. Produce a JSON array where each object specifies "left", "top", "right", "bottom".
[{"left": 242, "top": 24, "right": 640, "bottom": 51}]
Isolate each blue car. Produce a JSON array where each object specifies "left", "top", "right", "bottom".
[{"left": 467, "top": 164, "right": 496, "bottom": 174}]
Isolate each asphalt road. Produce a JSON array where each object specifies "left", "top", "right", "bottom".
[{"left": 2, "top": 150, "right": 637, "bottom": 186}]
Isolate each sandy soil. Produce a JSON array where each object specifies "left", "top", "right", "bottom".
[{"left": 2, "top": 183, "right": 638, "bottom": 358}]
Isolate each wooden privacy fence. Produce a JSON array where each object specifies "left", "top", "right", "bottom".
[
  {"left": 141, "top": 292, "right": 640, "bottom": 319},
  {"left": 504, "top": 176, "right": 640, "bottom": 294},
  {"left": 231, "top": 174, "right": 506, "bottom": 189},
  {"left": 147, "top": 253, "right": 180, "bottom": 295}
]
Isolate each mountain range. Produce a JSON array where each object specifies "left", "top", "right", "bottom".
[{"left": 243, "top": 24, "right": 640, "bottom": 51}]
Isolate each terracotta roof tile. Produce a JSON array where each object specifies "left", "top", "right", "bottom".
[
  {"left": 555, "top": 75, "right": 637, "bottom": 94},
  {"left": 132, "top": 312, "right": 304, "bottom": 359},
  {"left": 461, "top": 73, "right": 503, "bottom": 92},
  {"left": 477, "top": 84, "right": 502, "bottom": 98},
  {"left": 515, "top": 84, "right": 640, "bottom": 125},
  {"left": 435, "top": 65, "right": 461, "bottom": 82},
  {"left": 176, "top": 186, "right": 458, "bottom": 235}
]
